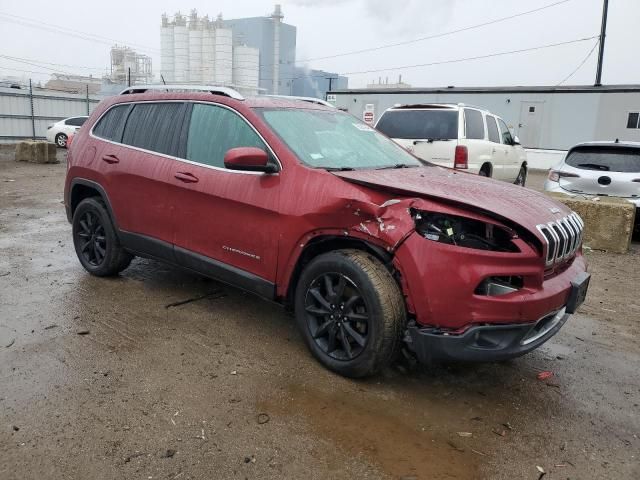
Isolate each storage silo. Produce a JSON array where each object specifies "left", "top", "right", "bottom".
[
  {"left": 188, "top": 10, "right": 202, "bottom": 84},
  {"left": 201, "top": 16, "right": 216, "bottom": 84},
  {"left": 233, "top": 45, "right": 260, "bottom": 93},
  {"left": 173, "top": 13, "right": 189, "bottom": 83},
  {"left": 214, "top": 16, "right": 233, "bottom": 85},
  {"left": 160, "top": 14, "right": 175, "bottom": 83}
]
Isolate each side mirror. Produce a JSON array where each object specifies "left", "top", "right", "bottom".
[
  {"left": 513, "top": 136, "right": 521, "bottom": 145},
  {"left": 223, "top": 147, "right": 278, "bottom": 173}
]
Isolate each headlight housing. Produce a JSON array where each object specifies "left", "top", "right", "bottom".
[{"left": 412, "top": 210, "right": 519, "bottom": 253}]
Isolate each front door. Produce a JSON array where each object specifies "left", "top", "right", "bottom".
[
  {"left": 168, "top": 103, "right": 281, "bottom": 295},
  {"left": 518, "top": 101, "right": 544, "bottom": 148}
]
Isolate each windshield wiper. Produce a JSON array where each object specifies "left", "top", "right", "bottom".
[
  {"left": 321, "top": 166, "right": 356, "bottom": 171},
  {"left": 376, "top": 163, "right": 416, "bottom": 170},
  {"left": 577, "top": 163, "right": 610, "bottom": 171},
  {"left": 413, "top": 138, "right": 452, "bottom": 145}
]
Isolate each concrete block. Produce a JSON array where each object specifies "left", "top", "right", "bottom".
[
  {"left": 14, "top": 141, "right": 59, "bottom": 164},
  {"left": 547, "top": 192, "right": 636, "bottom": 254}
]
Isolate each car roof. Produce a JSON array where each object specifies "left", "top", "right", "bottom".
[
  {"left": 385, "top": 103, "right": 489, "bottom": 113},
  {"left": 569, "top": 140, "right": 640, "bottom": 150}
]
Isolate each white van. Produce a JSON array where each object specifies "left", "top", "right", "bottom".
[{"left": 375, "top": 104, "right": 528, "bottom": 185}]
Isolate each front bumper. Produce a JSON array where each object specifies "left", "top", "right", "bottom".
[{"left": 406, "top": 307, "right": 569, "bottom": 363}]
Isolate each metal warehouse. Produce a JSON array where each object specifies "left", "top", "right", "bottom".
[{"left": 330, "top": 85, "right": 640, "bottom": 151}]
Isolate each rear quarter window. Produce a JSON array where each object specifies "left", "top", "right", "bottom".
[
  {"left": 93, "top": 105, "right": 130, "bottom": 141},
  {"left": 565, "top": 147, "right": 640, "bottom": 173},
  {"left": 375, "top": 109, "right": 458, "bottom": 140}
]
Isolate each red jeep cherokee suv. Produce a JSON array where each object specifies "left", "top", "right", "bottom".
[{"left": 64, "top": 86, "right": 590, "bottom": 378}]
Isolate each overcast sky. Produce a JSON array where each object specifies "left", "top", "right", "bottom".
[{"left": 0, "top": 0, "right": 637, "bottom": 88}]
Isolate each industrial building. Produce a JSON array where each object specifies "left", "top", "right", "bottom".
[
  {"left": 291, "top": 68, "right": 348, "bottom": 100},
  {"left": 109, "top": 46, "right": 153, "bottom": 85},
  {"left": 330, "top": 85, "right": 640, "bottom": 152}
]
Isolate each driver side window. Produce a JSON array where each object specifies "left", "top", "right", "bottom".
[
  {"left": 186, "top": 104, "right": 266, "bottom": 168},
  {"left": 497, "top": 118, "right": 514, "bottom": 145}
]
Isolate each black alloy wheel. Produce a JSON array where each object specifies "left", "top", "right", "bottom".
[
  {"left": 76, "top": 210, "right": 107, "bottom": 267},
  {"left": 304, "top": 272, "right": 369, "bottom": 361}
]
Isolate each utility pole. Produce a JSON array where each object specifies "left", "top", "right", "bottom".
[
  {"left": 127, "top": 67, "right": 131, "bottom": 87},
  {"left": 29, "top": 79, "right": 35, "bottom": 140},
  {"left": 595, "top": 0, "right": 609, "bottom": 86},
  {"left": 326, "top": 76, "right": 337, "bottom": 101}
]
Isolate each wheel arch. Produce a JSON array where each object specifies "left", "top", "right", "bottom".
[
  {"left": 480, "top": 162, "right": 493, "bottom": 177},
  {"left": 284, "top": 235, "right": 394, "bottom": 308},
  {"left": 69, "top": 179, "right": 119, "bottom": 231}
]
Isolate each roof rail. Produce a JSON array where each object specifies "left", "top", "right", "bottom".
[
  {"left": 262, "top": 94, "right": 334, "bottom": 108},
  {"left": 119, "top": 84, "right": 244, "bottom": 100}
]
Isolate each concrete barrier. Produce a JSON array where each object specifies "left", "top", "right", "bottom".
[
  {"left": 15, "top": 141, "right": 59, "bottom": 164},
  {"left": 547, "top": 193, "right": 636, "bottom": 254}
]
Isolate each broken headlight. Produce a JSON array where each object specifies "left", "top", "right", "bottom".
[{"left": 413, "top": 211, "right": 519, "bottom": 252}]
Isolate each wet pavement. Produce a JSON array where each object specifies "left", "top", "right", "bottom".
[{"left": 1, "top": 149, "right": 639, "bottom": 479}]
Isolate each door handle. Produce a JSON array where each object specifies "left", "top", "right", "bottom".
[
  {"left": 492, "top": 148, "right": 496, "bottom": 154},
  {"left": 101, "top": 154, "right": 119, "bottom": 164},
  {"left": 174, "top": 171, "right": 199, "bottom": 183}
]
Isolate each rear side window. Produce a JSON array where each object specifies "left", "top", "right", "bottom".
[
  {"left": 93, "top": 105, "right": 129, "bottom": 141},
  {"left": 186, "top": 104, "right": 265, "bottom": 168},
  {"left": 565, "top": 147, "right": 640, "bottom": 173},
  {"left": 122, "top": 103, "right": 187, "bottom": 157},
  {"left": 65, "top": 117, "right": 87, "bottom": 127},
  {"left": 375, "top": 110, "right": 458, "bottom": 140},
  {"left": 464, "top": 109, "right": 485, "bottom": 140},
  {"left": 486, "top": 116, "right": 500, "bottom": 143}
]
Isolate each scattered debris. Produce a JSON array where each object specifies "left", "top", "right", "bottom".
[
  {"left": 492, "top": 428, "right": 506, "bottom": 437},
  {"left": 456, "top": 432, "right": 473, "bottom": 437},
  {"left": 76, "top": 330, "right": 90, "bottom": 336},
  {"left": 257, "top": 413, "right": 270, "bottom": 425},
  {"left": 575, "top": 336, "right": 585, "bottom": 342},
  {"left": 162, "top": 449, "right": 176, "bottom": 458},
  {"left": 5, "top": 339, "right": 15, "bottom": 348},
  {"left": 229, "top": 398, "right": 241, "bottom": 404},
  {"left": 470, "top": 416, "right": 483, "bottom": 422},
  {"left": 243, "top": 455, "right": 256, "bottom": 464},
  {"left": 446, "top": 441, "right": 465, "bottom": 452},
  {"left": 12, "top": 426, "right": 19, "bottom": 431},
  {"left": 0, "top": 272, "right": 10, "bottom": 277},
  {"left": 471, "top": 449, "right": 487, "bottom": 457},
  {"left": 537, "top": 371, "right": 554, "bottom": 381},
  {"left": 44, "top": 324, "right": 58, "bottom": 330},
  {"left": 502, "top": 422, "right": 513, "bottom": 431},
  {"left": 230, "top": 371, "right": 237, "bottom": 376},
  {"left": 164, "top": 290, "right": 225, "bottom": 309},
  {"left": 536, "top": 465, "right": 546, "bottom": 479},
  {"left": 124, "top": 452, "right": 145, "bottom": 463}
]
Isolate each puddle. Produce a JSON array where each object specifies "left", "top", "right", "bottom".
[{"left": 261, "top": 382, "right": 480, "bottom": 479}]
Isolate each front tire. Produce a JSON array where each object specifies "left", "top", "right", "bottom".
[
  {"left": 294, "top": 249, "right": 405, "bottom": 378},
  {"left": 55, "top": 133, "right": 68, "bottom": 148},
  {"left": 72, "top": 197, "right": 133, "bottom": 276}
]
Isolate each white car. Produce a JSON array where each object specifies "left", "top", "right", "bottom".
[
  {"left": 46, "top": 116, "right": 88, "bottom": 148},
  {"left": 375, "top": 103, "right": 528, "bottom": 185}
]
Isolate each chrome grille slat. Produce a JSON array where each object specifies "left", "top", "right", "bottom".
[{"left": 537, "top": 212, "right": 584, "bottom": 267}]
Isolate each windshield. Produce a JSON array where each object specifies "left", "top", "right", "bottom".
[
  {"left": 256, "top": 108, "right": 423, "bottom": 170},
  {"left": 376, "top": 109, "right": 458, "bottom": 140},
  {"left": 565, "top": 147, "right": 640, "bottom": 173}
]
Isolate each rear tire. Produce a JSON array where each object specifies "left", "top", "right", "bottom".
[
  {"left": 514, "top": 165, "right": 527, "bottom": 186},
  {"left": 294, "top": 249, "right": 405, "bottom": 378},
  {"left": 55, "top": 133, "right": 68, "bottom": 149},
  {"left": 72, "top": 197, "right": 133, "bottom": 277},
  {"left": 479, "top": 164, "right": 492, "bottom": 177}
]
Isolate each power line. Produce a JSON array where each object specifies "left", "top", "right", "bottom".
[
  {"left": 0, "top": 11, "right": 160, "bottom": 53},
  {"left": 261, "top": 35, "right": 599, "bottom": 82},
  {"left": 0, "top": 54, "right": 106, "bottom": 73},
  {"left": 556, "top": 38, "right": 600, "bottom": 86},
  {"left": 289, "top": 0, "right": 573, "bottom": 66}
]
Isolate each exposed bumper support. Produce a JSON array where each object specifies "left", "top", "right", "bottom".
[{"left": 405, "top": 308, "right": 569, "bottom": 363}]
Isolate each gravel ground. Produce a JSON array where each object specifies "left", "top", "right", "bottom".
[{"left": 1, "top": 148, "right": 638, "bottom": 479}]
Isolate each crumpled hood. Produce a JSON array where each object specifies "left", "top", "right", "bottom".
[{"left": 333, "top": 166, "right": 573, "bottom": 238}]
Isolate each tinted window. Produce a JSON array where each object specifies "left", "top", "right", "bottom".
[
  {"left": 627, "top": 112, "right": 639, "bottom": 129},
  {"left": 187, "top": 104, "right": 265, "bottom": 168},
  {"left": 464, "top": 109, "right": 485, "bottom": 140},
  {"left": 486, "top": 116, "right": 500, "bottom": 143},
  {"left": 375, "top": 110, "right": 458, "bottom": 140},
  {"left": 565, "top": 147, "right": 640, "bottom": 173},
  {"left": 65, "top": 117, "right": 87, "bottom": 127},
  {"left": 93, "top": 105, "right": 130, "bottom": 141},
  {"left": 497, "top": 118, "right": 514, "bottom": 145},
  {"left": 123, "top": 103, "right": 187, "bottom": 157}
]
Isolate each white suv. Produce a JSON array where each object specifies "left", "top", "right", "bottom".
[
  {"left": 46, "top": 116, "right": 88, "bottom": 148},
  {"left": 376, "top": 104, "right": 528, "bottom": 185}
]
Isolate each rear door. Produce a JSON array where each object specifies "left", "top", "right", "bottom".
[
  {"left": 462, "top": 108, "right": 493, "bottom": 176},
  {"left": 559, "top": 146, "right": 640, "bottom": 199},
  {"left": 95, "top": 101, "right": 189, "bottom": 254},
  {"left": 497, "top": 117, "right": 522, "bottom": 182},
  {"left": 375, "top": 108, "right": 458, "bottom": 167},
  {"left": 167, "top": 102, "right": 281, "bottom": 291}
]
